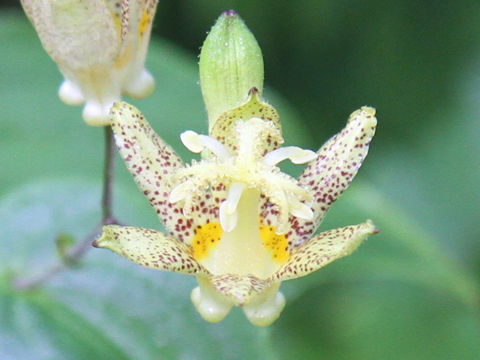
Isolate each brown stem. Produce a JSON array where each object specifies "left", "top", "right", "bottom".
[
  {"left": 13, "top": 126, "right": 119, "bottom": 291},
  {"left": 102, "top": 126, "right": 116, "bottom": 224},
  {"left": 12, "top": 225, "right": 102, "bottom": 290}
]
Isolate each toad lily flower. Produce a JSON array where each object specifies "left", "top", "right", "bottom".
[
  {"left": 94, "top": 11, "right": 378, "bottom": 326},
  {"left": 21, "top": 0, "right": 158, "bottom": 125},
  {"left": 94, "top": 92, "right": 378, "bottom": 326}
]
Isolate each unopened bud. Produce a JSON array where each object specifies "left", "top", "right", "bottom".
[{"left": 199, "top": 10, "right": 264, "bottom": 131}]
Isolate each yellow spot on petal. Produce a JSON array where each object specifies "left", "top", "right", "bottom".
[
  {"left": 260, "top": 225, "right": 290, "bottom": 263},
  {"left": 138, "top": 10, "right": 150, "bottom": 38},
  {"left": 113, "top": 12, "right": 122, "bottom": 36},
  {"left": 192, "top": 222, "right": 223, "bottom": 261}
]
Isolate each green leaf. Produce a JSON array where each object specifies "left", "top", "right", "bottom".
[
  {"left": 273, "top": 282, "right": 480, "bottom": 360},
  {"left": 2, "top": 8, "right": 480, "bottom": 360},
  {"left": 0, "top": 277, "right": 131, "bottom": 360}
]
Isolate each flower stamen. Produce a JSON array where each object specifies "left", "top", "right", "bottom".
[
  {"left": 219, "top": 182, "right": 246, "bottom": 232},
  {"left": 173, "top": 116, "right": 317, "bottom": 233},
  {"left": 263, "top": 146, "right": 317, "bottom": 166},
  {"left": 168, "top": 182, "right": 189, "bottom": 204},
  {"left": 180, "top": 130, "right": 232, "bottom": 160},
  {"left": 288, "top": 197, "right": 314, "bottom": 221}
]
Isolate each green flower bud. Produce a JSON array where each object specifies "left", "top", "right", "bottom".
[{"left": 199, "top": 10, "right": 264, "bottom": 131}]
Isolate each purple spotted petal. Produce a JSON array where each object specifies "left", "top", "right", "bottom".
[
  {"left": 111, "top": 102, "right": 224, "bottom": 243},
  {"left": 110, "top": 102, "right": 190, "bottom": 238},
  {"left": 291, "top": 107, "right": 377, "bottom": 244},
  {"left": 94, "top": 225, "right": 210, "bottom": 275},
  {"left": 208, "top": 273, "right": 270, "bottom": 306},
  {"left": 271, "top": 220, "right": 378, "bottom": 281}
]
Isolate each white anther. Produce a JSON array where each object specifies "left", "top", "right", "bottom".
[
  {"left": 263, "top": 146, "right": 317, "bottom": 166},
  {"left": 180, "top": 131, "right": 232, "bottom": 160},
  {"left": 169, "top": 183, "right": 188, "bottom": 203},
  {"left": 289, "top": 201, "right": 314, "bottom": 220},
  {"left": 180, "top": 131, "right": 205, "bottom": 153}
]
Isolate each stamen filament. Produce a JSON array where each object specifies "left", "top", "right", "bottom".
[
  {"left": 176, "top": 118, "right": 317, "bottom": 235},
  {"left": 225, "top": 182, "right": 247, "bottom": 214},
  {"left": 219, "top": 182, "right": 246, "bottom": 232}
]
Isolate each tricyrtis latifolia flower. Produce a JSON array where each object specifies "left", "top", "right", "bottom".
[
  {"left": 21, "top": 0, "right": 158, "bottom": 125},
  {"left": 94, "top": 11, "right": 378, "bottom": 326},
  {"left": 94, "top": 93, "right": 378, "bottom": 326}
]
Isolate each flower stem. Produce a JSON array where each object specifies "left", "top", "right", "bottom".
[
  {"left": 102, "top": 125, "right": 117, "bottom": 224},
  {"left": 11, "top": 226, "right": 102, "bottom": 291},
  {"left": 12, "top": 126, "right": 119, "bottom": 291}
]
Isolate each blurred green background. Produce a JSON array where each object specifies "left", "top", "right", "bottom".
[{"left": 1, "top": 1, "right": 480, "bottom": 359}]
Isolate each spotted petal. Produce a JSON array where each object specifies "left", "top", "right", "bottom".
[
  {"left": 94, "top": 225, "right": 209, "bottom": 275},
  {"left": 110, "top": 102, "right": 189, "bottom": 237},
  {"left": 120, "top": 0, "right": 158, "bottom": 98},
  {"left": 208, "top": 273, "right": 270, "bottom": 305},
  {"left": 111, "top": 102, "right": 223, "bottom": 243},
  {"left": 271, "top": 220, "right": 378, "bottom": 281},
  {"left": 292, "top": 107, "right": 377, "bottom": 243},
  {"left": 210, "top": 88, "right": 281, "bottom": 153}
]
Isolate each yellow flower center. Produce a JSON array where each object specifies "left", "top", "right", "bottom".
[
  {"left": 191, "top": 214, "right": 290, "bottom": 272},
  {"left": 198, "top": 189, "right": 285, "bottom": 278},
  {"left": 192, "top": 222, "right": 223, "bottom": 260},
  {"left": 259, "top": 224, "right": 290, "bottom": 263}
]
